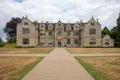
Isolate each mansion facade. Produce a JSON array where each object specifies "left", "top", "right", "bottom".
[{"left": 17, "top": 16, "right": 114, "bottom": 47}]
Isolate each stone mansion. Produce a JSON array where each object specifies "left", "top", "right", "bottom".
[{"left": 17, "top": 16, "right": 114, "bottom": 47}]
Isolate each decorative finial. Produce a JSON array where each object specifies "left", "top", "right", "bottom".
[
  {"left": 97, "top": 18, "right": 99, "bottom": 22},
  {"left": 91, "top": 16, "right": 94, "bottom": 19},
  {"left": 59, "top": 18, "right": 61, "bottom": 21},
  {"left": 80, "top": 20, "right": 83, "bottom": 23}
]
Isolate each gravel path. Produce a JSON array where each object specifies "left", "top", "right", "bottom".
[
  {"left": 22, "top": 48, "right": 94, "bottom": 80},
  {"left": 72, "top": 53, "right": 120, "bottom": 56},
  {"left": 0, "top": 54, "right": 47, "bottom": 57},
  {"left": 0, "top": 53, "right": 120, "bottom": 57}
]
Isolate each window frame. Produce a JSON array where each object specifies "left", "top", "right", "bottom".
[
  {"left": 23, "top": 39, "right": 29, "bottom": 44},
  {"left": 24, "top": 22, "right": 28, "bottom": 25},
  {"left": 23, "top": 28, "right": 29, "bottom": 34},
  {"left": 74, "top": 31, "right": 78, "bottom": 35},
  {"left": 49, "top": 31, "right": 52, "bottom": 36},
  {"left": 91, "top": 23, "right": 94, "bottom": 26},
  {"left": 89, "top": 39, "right": 96, "bottom": 45},
  {"left": 67, "top": 39, "right": 70, "bottom": 45},
  {"left": 74, "top": 39, "right": 78, "bottom": 45},
  {"left": 89, "top": 28, "right": 96, "bottom": 34}
]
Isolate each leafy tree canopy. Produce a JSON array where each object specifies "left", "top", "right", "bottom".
[
  {"left": 7, "top": 37, "right": 16, "bottom": 43},
  {"left": 4, "top": 17, "right": 21, "bottom": 38},
  {"left": 102, "top": 27, "right": 110, "bottom": 35},
  {"left": 110, "top": 13, "right": 120, "bottom": 47}
]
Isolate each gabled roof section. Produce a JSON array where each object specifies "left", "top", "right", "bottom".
[
  {"left": 87, "top": 16, "right": 100, "bottom": 25},
  {"left": 22, "top": 15, "right": 33, "bottom": 23}
]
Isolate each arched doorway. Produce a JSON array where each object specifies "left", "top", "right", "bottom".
[{"left": 58, "top": 41, "right": 62, "bottom": 47}]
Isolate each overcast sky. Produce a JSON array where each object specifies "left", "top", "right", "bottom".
[{"left": 0, "top": 0, "right": 120, "bottom": 41}]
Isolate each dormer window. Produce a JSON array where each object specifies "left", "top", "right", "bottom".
[
  {"left": 76, "top": 26, "right": 78, "bottom": 29},
  {"left": 91, "top": 23, "right": 94, "bottom": 26},
  {"left": 67, "top": 26, "right": 69, "bottom": 29},
  {"left": 41, "top": 25, "right": 43, "bottom": 28},
  {"left": 58, "top": 23, "right": 61, "bottom": 26},
  {"left": 24, "top": 22, "right": 28, "bottom": 25}
]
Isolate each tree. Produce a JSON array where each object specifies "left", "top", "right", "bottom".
[
  {"left": 110, "top": 14, "right": 120, "bottom": 47},
  {"left": 0, "top": 37, "right": 2, "bottom": 42},
  {"left": 0, "top": 37, "right": 4, "bottom": 47},
  {"left": 102, "top": 27, "right": 110, "bottom": 35},
  {"left": 7, "top": 37, "right": 16, "bottom": 43},
  {"left": 4, "top": 17, "right": 21, "bottom": 38}
]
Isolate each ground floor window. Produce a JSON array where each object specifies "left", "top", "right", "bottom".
[
  {"left": 23, "top": 39, "right": 29, "bottom": 44},
  {"left": 48, "top": 40, "right": 53, "bottom": 45},
  {"left": 74, "top": 39, "right": 78, "bottom": 45},
  {"left": 67, "top": 39, "right": 70, "bottom": 44},
  {"left": 105, "top": 42, "right": 109, "bottom": 45},
  {"left": 89, "top": 39, "right": 96, "bottom": 45},
  {"left": 49, "top": 43, "right": 53, "bottom": 45},
  {"left": 40, "top": 40, "right": 45, "bottom": 46}
]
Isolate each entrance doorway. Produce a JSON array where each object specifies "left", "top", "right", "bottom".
[{"left": 58, "top": 41, "right": 62, "bottom": 47}]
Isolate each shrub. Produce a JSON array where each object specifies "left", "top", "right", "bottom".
[
  {"left": 15, "top": 46, "right": 22, "bottom": 48},
  {"left": 6, "top": 44, "right": 16, "bottom": 48},
  {"left": 115, "top": 42, "right": 120, "bottom": 47},
  {"left": 84, "top": 46, "right": 103, "bottom": 48},
  {"left": 0, "top": 42, "right": 4, "bottom": 47},
  {"left": 27, "top": 46, "right": 35, "bottom": 48}
]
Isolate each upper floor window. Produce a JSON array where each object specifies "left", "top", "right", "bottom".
[
  {"left": 24, "top": 22, "right": 28, "bottom": 25},
  {"left": 74, "top": 31, "right": 78, "bottom": 35},
  {"left": 23, "top": 28, "right": 29, "bottom": 34},
  {"left": 91, "top": 23, "right": 94, "bottom": 26},
  {"left": 40, "top": 31, "right": 45, "bottom": 35},
  {"left": 49, "top": 31, "right": 52, "bottom": 35},
  {"left": 89, "top": 39, "right": 96, "bottom": 45},
  {"left": 67, "top": 31, "right": 70, "bottom": 35},
  {"left": 23, "top": 39, "right": 29, "bottom": 44},
  {"left": 58, "top": 31, "right": 61, "bottom": 34},
  {"left": 89, "top": 28, "right": 96, "bottom": 34},
  {"left": 71, "top": 27, "right": 73, "bottom": 30}
]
